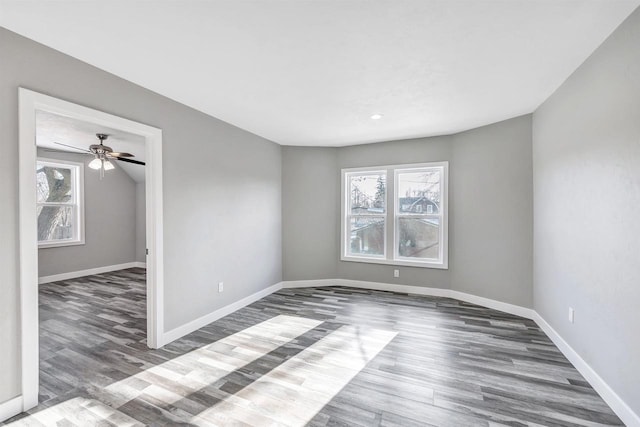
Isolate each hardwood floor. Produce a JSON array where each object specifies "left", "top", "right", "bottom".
[{"left": 3, "top": 269, "right": 623, "bottom": 426}]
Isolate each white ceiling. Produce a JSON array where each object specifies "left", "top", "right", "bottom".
[
  {"left": 2, "top": 1, "right": 639, "bottom": 146},
  {"left": 36, "top": 110, "right": 146, "bottom": 183}
]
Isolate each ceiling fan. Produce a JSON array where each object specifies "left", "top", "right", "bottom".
[{"left": 52, "top": 133, "right": 145, "bottom": 178}]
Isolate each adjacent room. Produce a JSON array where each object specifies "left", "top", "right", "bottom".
[
  {"left": 34, "top": 111, "right": 149, "bottom": 403},
  {"left": 1, "top": 1, "right": 639, "bottom": 426}
]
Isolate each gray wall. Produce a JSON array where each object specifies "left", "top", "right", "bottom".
[
  {"left": 450, "top": 118, "right": 533, "bottom": 305},
  {"left": 282, "top": 147, "right": 339, "bottom": 280},
  {"left": 282, "top": 115, "right": 534, "bottom": 307},
  {"left": 37, "top": 149, "right": 137, "bottom": 277},
  {"left": 533, "top": 7, "right": 640, "bottom": 416},
  {"left": 135, "top": 183, "right": 146, "bottom": 263},
  {"left": 0, "top": 27, "right": 282, "bottom": 403}
]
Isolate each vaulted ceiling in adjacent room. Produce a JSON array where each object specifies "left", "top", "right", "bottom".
[
  {"left": 36, "top": 111, "right": 146, "bottom": 183},
  {"left": 1, "top": 0, "right": 638, "bottom": 146}
]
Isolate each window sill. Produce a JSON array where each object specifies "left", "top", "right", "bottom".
[
  {"left": 341, "top": 255, "right": 448, "bottom": 270},
  {"left": 38, "top": 240, "right": 85, "bottom": 249}
]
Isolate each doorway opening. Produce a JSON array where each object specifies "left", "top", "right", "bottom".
[{"left": 18, "top": 88, "right": 164, "bottom": 412}]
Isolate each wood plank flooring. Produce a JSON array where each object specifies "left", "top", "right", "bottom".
[{"left": 3, "top": 268, "right": 623, "bottom": 426}]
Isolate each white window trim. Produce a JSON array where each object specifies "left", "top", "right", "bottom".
[
  {"left": 36, "top": 157, "right": 85, "bottom": 248},
  {"left": 341, "top": 161, "right": 448, "bottom": 269},
  {"left": 343, "top": 169, "right": 388, "bottom": 260}
]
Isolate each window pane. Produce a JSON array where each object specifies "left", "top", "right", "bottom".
[
  {"left": 349, "top": 173, "right": 386, "bottom": 214},
  {"left": 348, "top": 217, "right": 385, "bottom": 256},
  {"left": 398, "top": 217, "right": 439, "bottom": 260},
  {"left": 397, "top": 170, "right": 440, "bottom": 214},
  {"left": 37, "top": 205, "right": 74, "bottom": 242},
  {"left": 37, "top": 164, "right": 73, "bottom": 203}
]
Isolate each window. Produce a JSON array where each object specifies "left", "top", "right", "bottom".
[
  {"left": 344, "top": 171, "right": 387, "bottom": 258},
  {"left": 342, "top": 162, "right": 448, "bottom": 269},
  {"left": 36, "top": 159, "right": 84, "bottom": 248}
]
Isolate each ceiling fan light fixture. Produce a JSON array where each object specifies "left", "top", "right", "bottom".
[
  {"left": 88, "top": 157, "right": 102, "bottom": 170},
  {"left": 56, "top": 133, "right": 143, "bottom": 179}
]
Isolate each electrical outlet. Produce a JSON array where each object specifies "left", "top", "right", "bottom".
[
  {"left": 568, "top": 307, "right": 575, "bottom": 323},
  {"left": 393, "top": 269, "right": 400, "bottom": 278},
  {"left": 218, "top": 282, "right": 224, "bottom": 293}
]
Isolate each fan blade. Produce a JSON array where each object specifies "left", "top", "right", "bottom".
[
  {"left": 53, "top": 141, "right": 92, "bottom": 153},
  {"left": 40, "top": 147, "right": 91, "bottom": 155},
  {"left": 107, "top": 152, "right": 134, "bottom": 158},
  {"left": 112, "top": 156, "right": 145, "bottom": 166}
]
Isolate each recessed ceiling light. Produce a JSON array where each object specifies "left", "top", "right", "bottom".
[{"left": 370, "top": 113, "right": 383, "bottom": 120}]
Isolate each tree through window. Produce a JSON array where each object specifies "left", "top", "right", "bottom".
[{"left": 37, "top": 159, "right": 84, "bottom": 247}]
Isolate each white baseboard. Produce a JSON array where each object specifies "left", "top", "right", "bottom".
[
  {"left": 281, "top": 279, "right": 341, "bottom": 289},
  {"left": 162, "top": 281, "right": 284, "bottom": 345},
  {"left": 281, "top": 279, "right": 451, "bottom": 297},
  {"left": 38, "top": 261, "right": 147, "bottom": 284},
  {"left": 447, "top": 289, "right": 535, "bottom": 319},
  {"left": 282, "top": 278, "right": 534, "bottom": 320},
  {"left": 338, "top": 279, "right": 451, "bottom": 298},
  {"left": 532, "top": 312, "right": 640, "bottom": 427},
  {"left": 0, "top": 396, "right": 23, "bottom": 423}
]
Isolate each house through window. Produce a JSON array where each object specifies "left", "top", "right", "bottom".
[
  {"left": 342, "top": 162, "right": 448, "bottom": 268},
  {"left": 37, "top": 158, "right": 85, "bottom": 248}
]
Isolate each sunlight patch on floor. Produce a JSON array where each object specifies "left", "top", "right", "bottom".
[
  {"left": 7, "top": 315, "right": 397, "bottom": 426},
  {"left": 99, "top": 315, "right": 324, "bottom": 408},
  {"left": 192, "top": 325, "right": 397, "bottom": 426}
]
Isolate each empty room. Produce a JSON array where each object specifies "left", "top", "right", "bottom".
[{"left": 1, "top": 1, "right": 639, "bottom": 426}]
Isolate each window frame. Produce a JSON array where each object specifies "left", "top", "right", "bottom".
[
  {"left": 343, "top": 169, "right": 388, "bottom": 260},
  {"left": 36, "top": 158, "right": 85, "bottom": 248},
  {"left": 341, "top": 161, "right": 448, "bottom": 269}
]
